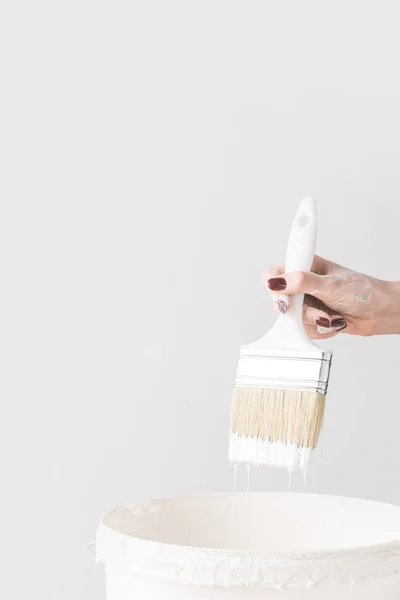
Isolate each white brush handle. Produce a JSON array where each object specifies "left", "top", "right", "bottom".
[
  {"left": 248, "top": 196, "right": 319, "bottom": 351},
  {"left": 285, "top": 196, "right": 317, "bottom": 274},
  {"left": 284, "top": 196, "right": 317, "bottom": 325}
]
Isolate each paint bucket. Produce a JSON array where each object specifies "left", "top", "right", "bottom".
[{"left": 95, "top": 493, "right": 400, "bottom": 598}]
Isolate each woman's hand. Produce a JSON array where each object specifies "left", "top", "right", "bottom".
[{"left": 264, "top": 256, "right": 400, "bottom": 339}]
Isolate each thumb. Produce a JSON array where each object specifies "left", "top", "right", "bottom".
[{"left": 267, "top": 271, "right": 337, "bottom": 301}]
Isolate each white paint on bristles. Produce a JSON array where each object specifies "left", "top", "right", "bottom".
[{"left": 229, "top": 433, "right": 312, "bottom": 471}]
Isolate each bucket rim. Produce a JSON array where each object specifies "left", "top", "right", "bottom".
[{"left": 95, "top": 492, "right": 400, "bottom": 589}]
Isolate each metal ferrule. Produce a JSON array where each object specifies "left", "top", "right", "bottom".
[{"left": 235, "top": 348, "right": 333, "bottom": 394}]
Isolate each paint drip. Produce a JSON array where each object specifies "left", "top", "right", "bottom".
[
  {"left": 233, "top": 464, "right": 238, "bottom": 492},
  {"left": 302, "top": 469, "right": 307, "bottom": 487}
]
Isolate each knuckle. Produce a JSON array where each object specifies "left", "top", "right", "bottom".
[{"left": 293, "top": 271, "right": 306, "bottom": 290}]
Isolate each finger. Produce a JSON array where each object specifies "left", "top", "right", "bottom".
[
  {"left": 330, "top": 316, "right": 348, "bottom": 332},
  {"left": 311, "top": 255, "right": 331, "bottom": 275},
  {"left": 269, "top": 294, "right": 289, "bottom": 315},
  {"left": 264, "top": 256, "right": 330, "bottom": 284},
  {"left": 304, "top": 323, "right": 340, "bottom": 340},
  {"left": 267, "top": 270, "right": 338, "bottom": 302},
  {"left": 303, "top": 305, "right": 332, "bottom": 328},
  {"left": 304, "top": 294, "right": 330, "bottom": 314},
  {"left": 262, "top": 263, "right": 285, "bottom": 283},
  {"left": 263, "top": 264, "right": 287, "bottom": 313},
  {"left": 272, "top": 289, "right": 339, "bottom": 317},
  {"left": 272, "top": 296, "right": 343, "bottom": 321},
  {"left": 264, "top": 256, "right": 330, "bottom": 278},
  {"left": 314, "top": 302, "right": 348, "bottom": 332},
  {"left": 303, "top": 302, "right": 348, "bottom": 334},
  {"left": 273, "top": 293, "right": 290, "bottom": 314}
]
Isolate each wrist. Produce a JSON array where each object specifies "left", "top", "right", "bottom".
[{"left": 375, "top": 280, "right": 400, "bottom": 335}]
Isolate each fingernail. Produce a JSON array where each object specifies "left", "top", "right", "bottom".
[
  {"left": 268, "top": 277, "right": 287, "bottom": 291},
  {"left": 317, "top": 325, "right": 333, "bottom": 335},
  {"left": 316, "top": 317, "right": 330, "bottom": 327},
  {"left": 277, "top": 299, "right": 288, "bottom": 314},
  {"left": 331, "top": 318, "right": 347, "bottom": 331}
]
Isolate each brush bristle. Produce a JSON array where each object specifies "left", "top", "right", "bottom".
[{"left": 230, "top": 387, "right": 326, "bottom": 468}]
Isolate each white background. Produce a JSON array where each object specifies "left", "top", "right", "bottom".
[{"left": 1, "top": 2, "right": 400, "bottom": 599}]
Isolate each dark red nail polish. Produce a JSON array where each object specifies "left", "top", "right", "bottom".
[
  {"left": 268, "top": 277, "right": 287, "bottom": 291},
  {"left": 331, "top": 318, "right": 347, "bottom": 331},
  {"left": 277, "top": 299, "right": 288, "bottom": 314},
  {"left": 316, "top": 317, "right": 330, "bottom": 327}
]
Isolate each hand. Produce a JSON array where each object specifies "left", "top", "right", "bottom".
[{"left": 264, "top": 256, "right": 400, "bottom": 339}]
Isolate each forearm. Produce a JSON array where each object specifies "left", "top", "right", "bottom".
[{"left": 373, "top": 280, "right": 400, "bottom": 335}]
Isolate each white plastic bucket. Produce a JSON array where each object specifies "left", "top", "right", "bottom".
[{"left": 95, "top": 493, "right": 400, "bottom": 598}]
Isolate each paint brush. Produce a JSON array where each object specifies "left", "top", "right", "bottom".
[{"left": 229, "top": 197, "right": 332, "bottom": 472}]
